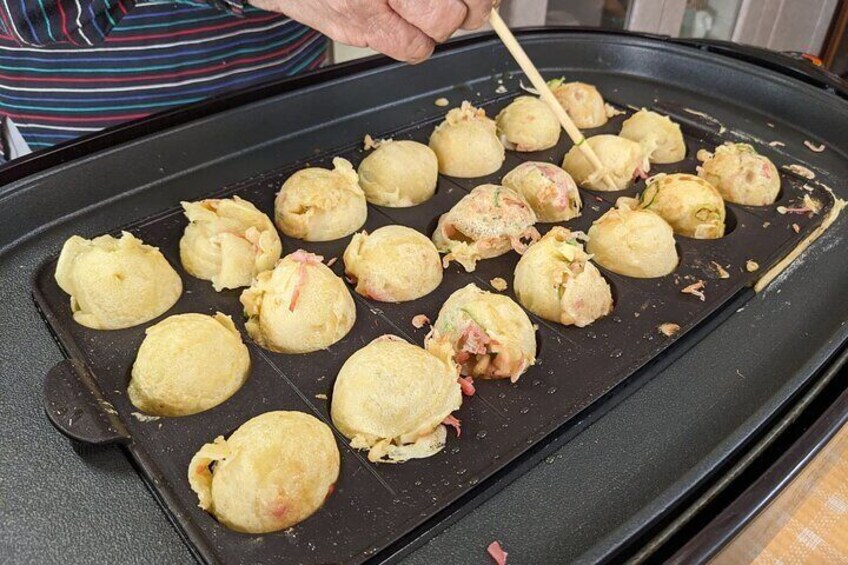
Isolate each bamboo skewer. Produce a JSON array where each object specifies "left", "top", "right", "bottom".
[{"left": 488, "top": 9, "right": 617, "bottom": 190}]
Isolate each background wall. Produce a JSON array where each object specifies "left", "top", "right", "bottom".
[{"left": 332, "top": 0, "right": 843, "bottom": 63}]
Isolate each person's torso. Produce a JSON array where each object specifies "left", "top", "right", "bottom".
[{"left": 0, "top": 2, "right": 327, "bottom": 150}]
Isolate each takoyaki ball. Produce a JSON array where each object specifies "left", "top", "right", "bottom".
[
  {"left": 425, "top": 284, "right": 536, "bottom": 383},
  {"left": 429, "top": 101, "right": 505, "bottom": 178},
  {"left": 548, "top": 79, "right": 608, "bottom": 129},
  {"left": 240, "top": 250, "right": 355, "bottom": 353},
  {"left": 357, "top": 140, "right": 438, "bottom": 207},
  {"left": 343, "top": 226, "right": 442, "bottom": 302},
  {"left": 128, "top": 313, "right": 250, "bottom": 417},
  {"left": 431, "top": 184, "right": 539, "bottom": 272},
  {"left": 697, "top": 143, "right": 780, "bottom": 206},
  {"left": 501, "top": 161, "right": 582, "bottom": 223},
  {"left": 274, "top": 157, "right": 367, "bottom": 241},
  {"left": 619, "top": 109, "right": 686, "bottom": 164},
  {"left": 54, "top": 232, "right": 182, "bottom": 330},
  {"left": 189, "top": 411, "right": 339, "bottom": 533},
  {"left": 331, "top": 335, "right": 462, "bottom": 463},
  {"left": 495, "top": 96, "right": 560, "bottom": 152},
  {"left": 639, "top": 173, "right": 726, "bottom": 239},
  {"left": 180, "top": 196, "right": 282, "bottom": 291},
  {"left": 586, "top": 204, "right": 678, "bottom": 278},
  {"left": 514, "top": 228, "right": 613, "bottom": 327},
  {"left": 562, "top": 135, "right": 650, "bottom": 191}
]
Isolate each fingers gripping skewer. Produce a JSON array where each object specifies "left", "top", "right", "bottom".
[{"left": 488, "top": 9, "right": 617, "bottom": 191}]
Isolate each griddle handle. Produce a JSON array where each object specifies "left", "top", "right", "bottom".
[{"left": 44, "top": 359, "right": 131, "bottom": 446}]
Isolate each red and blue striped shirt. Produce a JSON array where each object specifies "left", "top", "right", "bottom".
[{"left": 0, "top": 0, "right": 328, "bottom": 151}]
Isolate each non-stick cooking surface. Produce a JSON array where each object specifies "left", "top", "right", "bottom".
[{"left": 31, "top": 46, "right": 837, "bottom": 563}]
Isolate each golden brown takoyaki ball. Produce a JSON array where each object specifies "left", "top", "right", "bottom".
[
  {"left": 343, "top": 225, "right": 442, "bottom": 302},
  {"left": 586, "top": 204, "right": 678, "bottom": 278},
  {"left": 562, "top": 135, "right": 649, "bottom": 191},
  {"left": 240, "top": 250, "right": 355, "bottom": 353},
  {"left": 638, "top": 173, "right": 726, "bottom": 239},
  {"left": 697, "top": 143, "right": 780, "bottom": 206},
  {"left": 357, "top": 140, "right": 438, "bottom": 207},
  {"left": 495, "top": 96, "right": 560, "bottom": 152},
  {"left": 429, "top": 101, "right": 505, "bottom": 178},
  {"left": 431, "top": 184, "right": 539, "bottom": 272},
  {"left": 619, "top": 109, "right": 686, "bottom": 164},
  {"left": 548, "top": 79, "right": 608, "bottom": 129},
  {"left": 514, "top": 227, "right": 613, "bottom": 327},
  {"left": 189, "top": 411, "right": 339, "bottom": 533},
  {"left": 425, "top": 284, "right": 536, "bottom": 383},
  {"left": 128, "top": 312, "right": 250, "bottom": 417},
  {"left": 331, "top": 336, "right": 462, "bottom": 463},
  {"left": 275, "top": 157, "right": 367, "bottom": 241},
  {"left": 180, "top": 196, "right": 281, "bottom": 291},
  {"left": 501, "top": 161, "right": 581, "bottom": 223},
  {"left": 54, "top": 232, "right": 182, "bottom": 330}
]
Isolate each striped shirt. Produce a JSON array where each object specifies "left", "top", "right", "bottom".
[{"left": 0, "top": 1, "right": 328, "bottom": 151}]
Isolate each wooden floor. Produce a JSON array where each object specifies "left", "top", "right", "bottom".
[{"left": 713, "top": 422, "right": 848, "bottom": 564}]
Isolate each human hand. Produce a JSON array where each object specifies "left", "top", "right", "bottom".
[{"left": 248, "top": 0, "right": 495, "bottom": 63}]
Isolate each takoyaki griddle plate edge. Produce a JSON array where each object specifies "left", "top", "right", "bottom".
[{"left": 10, "top": 30, "right": 848, "bottom": 565}]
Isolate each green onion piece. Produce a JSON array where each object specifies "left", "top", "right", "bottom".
[{"left": 641, "top": 186, "right": 658, "bottom": 209}]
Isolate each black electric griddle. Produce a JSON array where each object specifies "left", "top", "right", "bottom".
[{"left": 2, "top": 30, "right": 847, "bottom": 564}]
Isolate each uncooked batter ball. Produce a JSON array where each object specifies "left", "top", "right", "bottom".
[
  {"left": 619, "top": 109, "right": 686, "bottom": 164},
  {"left": 501, "top": 161, "right": 582, "bottom": 223},
  {"left": 586, "top": 204, "right": 679, "bottom": 278},
  {"left": 128, "top": 313, "right": 250, "bottom": 417},
  {"left": 274, "top": 157, "right": 367, "bottom": 241},
  {"left": 429, "top": 101, "right": 505, "bottom": 178},
  {"left": 639, "top": 173, "right": 726, "bottom": 239},
  {"left": 180, "top": 196, "right": 282, "bottom": 291},
  {"left": 425, "top": 284, "right": 536, "bottom": 383},
  {"left": 562, "top": 135, "right": 649, "bottom": 191},
  {"left": 331, "top": 335, "right": 462, "bottom": 463},
  {"left": 54, "top": 232, "right": 182, "bottom": 330},
  {"left": 240, "top": 250, "right": 355, "bottom": 353},
  {"left": 357, "top": 140, "right": 438, "bottom": 207},
  {"left": 495, "top": 96, "right": 560, "bottom": 152},
  {"left": 189, "top": 411, "right": 339, "bottom": 533},
  {"left": 431, "top": 184, "right": 539, "bottom": 272},
  {"left": 548, "top": 79, "right": 608, "bottom": 129},
  {"left": 343, "top": 225, "right": 442, "bottom": 302},
  {"left": 697, "top": 143, "right": 780, "bottom": 206},
  {"left": 514, "top": 227, "right": 613, "bottom": 327}
]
